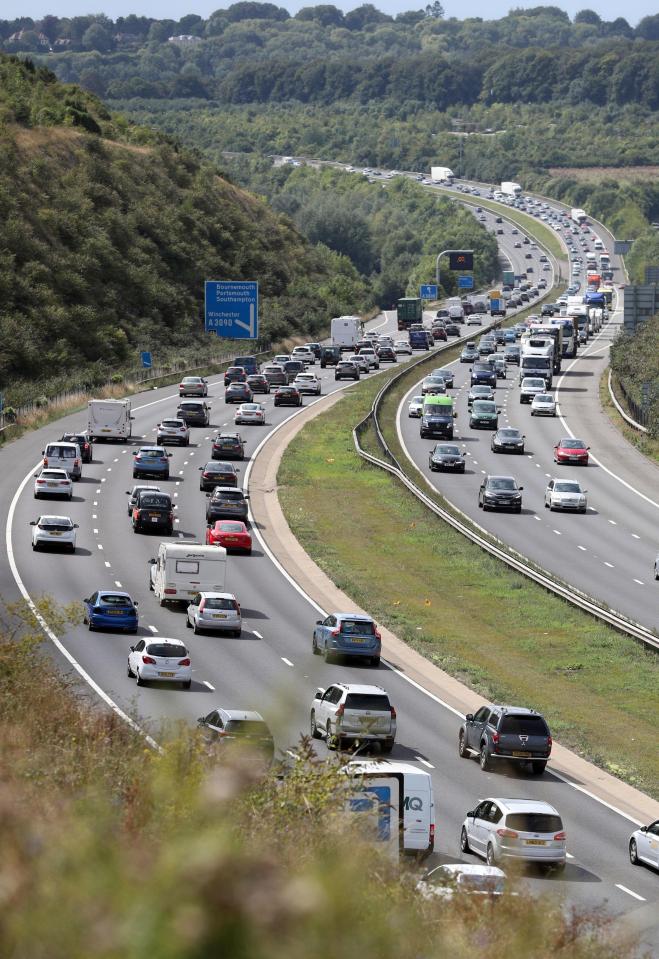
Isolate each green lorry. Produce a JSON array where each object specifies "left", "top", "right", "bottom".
[{"left": 397, "top": 297, "right": 423, "bottom": 331}]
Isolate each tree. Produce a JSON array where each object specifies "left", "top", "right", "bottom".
[
  {"left": 344, "top": 4, "right": 392, "bottom": 30},
  {"left": 425, "top": 1, "right": 444, "bottom": 19},
  {"left": 224, "top": 2, "right": 290, "bottom": 21},
  {"left": 147, "top": 20, "right": 175, "bottom": 43},
  {"left": 82, "top": 23, "right": 113, "bottom": 52},
  {"left": 178, "top": 14, "right": 204, "bottom": 35},
  {"left": 295, "top": 5, "right": 345, "bottom": 27},
  {"left": 574, "top": 9, "right": 601, "bottom": 24},
  {"left": 37, "top": 15, "right": 61, "bottom": 42},
  {"left": 636, "top": 14, "right": 659, "bottom": 40},
  {"left": 395, "top": 10, "right": 425, "bottom": 24}
]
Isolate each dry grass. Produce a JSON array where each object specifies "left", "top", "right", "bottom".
[{"left": 548, "top": 166, "right": 659, "bottom": 181}]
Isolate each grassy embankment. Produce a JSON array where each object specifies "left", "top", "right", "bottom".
[
  {"left": 599, "top": 371, "right": 659, "bottom": 466},
  {"left": 278, "top": 353, "right": 659, "bottom": 799}
]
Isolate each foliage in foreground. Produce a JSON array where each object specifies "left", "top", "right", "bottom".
[
  {"left": 0, "top": 598, "right": 640, "bottom": 959},
  {"left": 610, "top": 312, "right": 659, "bottom": 436}
]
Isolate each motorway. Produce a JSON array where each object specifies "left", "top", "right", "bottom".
[{"left": 1, "top": 197, "right": 657, "bottom": 943}]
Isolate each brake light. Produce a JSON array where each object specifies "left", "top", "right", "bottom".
[
  {"left": 169, "top": 512, "right": 174, "bottom": 521},
  {"left": 491, "top": 731, "right": 499, "bottom": 744},
  {"left": 553, "top": 831, "right": 566, "bottom": 841},
  {"left": 390, "top": 706, "right": 397, "bottom": 719},
  {"left": 430, "top": 823, "right": 435, "bottom": 841},
  {"left": 496, "top": 828, "right": 519, "bottom": 839},
  {"left": 336, "top": 704, "right": 344, "bottom": 718},
  {"left": 164, "top": 588, "right": 177, "bottom": 595},
  {"left": 233, "top": 601, "right": 240, "bottom": 612},
  {"left": 74, "top": 459, "right": 80, "bottom": 468},
  {"left": 547, "top": 735, "right": 553, "bottom": 752},
  {"left": 178, "top": 658, "right": 191, "bottom": 667},
  {"left": 43, "top": 457, "right": 48, "bottom": 466},
  {"left": 199, "top": 599, "right": 206, "bottom": 612},
  {"left": 36, "top": 480, "right": 46, "bottom": 485},
  {"left": 134, "top": 510, "right": 140, "bottom": 519},
  {"left": 203, "top": 472, "right": 211, "bottom": 477},
  {"left": 142, "top": 656, "right": 156, "bottom": 665},
  {"left": 375, "top": 628, "right": 381, "bottom": 640}
]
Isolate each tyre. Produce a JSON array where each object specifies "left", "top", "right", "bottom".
[
  {"left": 310, "top": 712, "right": 321, "bottom": 739},
  {"left": 479, "top": 745, "right": 491, "bottom": 771},
  {"left": 133, "top": 524, "right": 139, "bottom": 533},
  {"left": 182, "top": 680, "right": 192, "bottom": 690},
  {"left": 326, "top": 723, "right": 337, "bottom": 750},
  {"left": 185, "top": 616, "right": 191, "bottom": 628},
  {"left": 486, "top": 844, "right": 497, "bottom": 866},
  {"left": 629, "top": 839, "right": 639, "bottom": 865},
  {"left": 460, "top": 826, "right": 470, "bottom": 853},
  {"left": 370, "top": 656, "right": 380, "bottom": 668},
  {"left": 531, "top": 761, "right": 547, "bottom": 775},
  {"left": 127, "top": 661, "right": 135, "bottom": 677},
  {"left": 136, "top": 671, "right": 145, "bottom": 687},
  {"left": 234, "top": 629, "right": 242, "bottom": 638},
  {"left": 88, "top": 621, "right": 95, "bottom": 632},
  {"left": 458, "top": 730, "right": 468, "bottom": 758},
  {"left": 381, "top": 739, "right": 394, "bottom": 754},
  {"left": 193, "top": 620, "right": 201, "bottom": 635},
  {"left": 324, "top": 645, "right": 333, "bottom": 664},
  {"left": 312, "top": 635, "right": 320, "bottom": 655}
]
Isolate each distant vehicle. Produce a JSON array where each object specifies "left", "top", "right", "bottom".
[
  {"left": 211, "top": 432, "right": 244, "bottom": 461},
  {"left": 553, "top": 437, "right": 589, "bottom": 465},
  {"left": 234, "top": 402, "right": 265, "bottom": 425},
  {"left": 132, "top": 490, "right": 175, "bottom": 535},
  {"left": 224, "top": 383, "right": 252, "bottom": 405},
  {"left": 408, "top": 395, "right": 424, "bottom": 418},
  {"left": 273, "top": 386, "right": 302, "bottom": 406},
  {"left": 293, "top": 373, "right": 322, "bottom": 395},
  {"left": 83, "top": 590, "right": 138, "bottom": 633},
  {"left": 205, "top": 520, "right": 252, "bottom": 554},
  {"left": 156, "top": 418, "right": 190, "bottom": 446},
  {"left": 530, "top": 393, "right": 556, "bottom": 416},
  {"left": 545, "top": 479, "right": 587, "bottom": 513},
  {"left": 88, "top": 398, "right": 133, "bottom": 442},
  {"left": 60, "top": 432, "right": 93, "bottom": 463},
  {"left": 187, "top": 591, "right": 242, "bottom": 636},
  {"left": 198, "top": 461, "right": 238, "bottom": 492},
  {"left": 312, "top": 613, "right": 382, "bottom": 667},
  {"left": 332, "top": 315, "right": 362, "bottom": 351},
  {"left": 430, "top": 166, "right": 455, "bottom": 182},
  {"left": 334, "top": 361, "right": 360, "bottom": 381},
  {"left": 224, "top": 366, "right": 247, "bottom": 386},
  {"left": 394, "top": 340, "right": 412, "bottom": 355},
  {"left": 320, "top": 346, "right": 341, "bottom": 367},
  {"left": 176, "top": 400, "right": 211, "bottom": 425},
  {"left": 132, "top": 446, "right": 171, "bottom": 479},
  {"left": 310, "top": 682, "right": 394, "bottom": 749},
  {"left": 491, "top": 428, "right": 524, "bottom": 454},
  {"left": 478, "top": 475, "right": 523, "bottom": 512},
  {"left": 429, "top": 443, "right": 465, "bottom": 472},
  {"left": 179, "top": 376, "right": 208, "bottom": 397},
  {"left": 460, "top": 798, "right": 566, "bottom": 869}
]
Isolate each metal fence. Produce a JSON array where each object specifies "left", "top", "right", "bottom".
[{"left": 612, "top": 375, "right": 651, "bottom": 430}]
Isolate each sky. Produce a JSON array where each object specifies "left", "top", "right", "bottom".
[{"left": 1, "top": 0, "right": 655, "bottom": 26}]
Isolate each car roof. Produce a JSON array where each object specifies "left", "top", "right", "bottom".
[
  {"left": 487, "top": 475, "right": 516, "bottom": 482},
  {"left": 147, "top": 637, "right": 186, "bottom": 647},
  {"left": 217, "top": 708, "right": 266, "bottom": 723},
  {"left": 38, "top": 514, "right": 73, "bottom": 522},
  {"left": 96, "top": 590, "right": 132, "bottom": 598},
  {"left": 332, "top": 612, "right": 374, "bottom": 621},
  {"left": 212, "top": 486, "right": 245, "bottom": 493},
  {"left": 198, "top": 591, "right": 237, "bottom": 599},
  {"left": 40, "top": 468, "right": 69, "bottom": 476},
  {"left": 486, "top": 798, "right": 559, "bottom": 816},
  {"left": 331, "top": 683, "right": 387, "bottom": 695}
]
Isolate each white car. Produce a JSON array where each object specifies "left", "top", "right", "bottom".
[
  {"left": 394, "top": 340, "right": 412, "bottom": 355},
  {"left": 530, "top": 392, "right": 557, "bottom": 416},
  {"left": 127, "top": 637, "right": 191, "bottom": 689},
  {"left": 348, "top": 354, "right": 370, "bottom": 374},
  {"left": 156, "top": 417, "right": 190, "bottom": 446},
  {"left": 408, "top": 395, "right": 424, "bottom": 417},
  {"left": 30, "top": 515, "right": 78, "bottom": 552},
  {"left": 358, "top": 348, "right": 380, "bottom": 369},
  {"left": 545, "top": 479, "right": 587, "bottom": 513},
  {"left": 294, "top": 373, "right": 322, "bottom": 395},
  {"left": 234, "top": 402, "right": 265, "bottom": 425},
  {"left": 461, "top": 798, "right": 566, "bottom": 870},
  {"left": 467, "top": 314, "right": 483, "bottom": 326},
  {"left": 291, "top": 347, "right": 315, "bottom": 365},
  {"left": 630, "top": 820, "right": 659, "bottom": 870},
  {"left": 187, "top": 591, "right": 242, "bottom": 636},
  {"left": 33, "top": 468, "right": 73, "bottom": 500},
  {"left": 519, "top": 377, "right": 547, "bottom": 404},
  {"left": 418, "top": 863, "right": 507, "bottom": 900},
  {"left": 273, "top": 354, "right": 290, "bottom": 366}
]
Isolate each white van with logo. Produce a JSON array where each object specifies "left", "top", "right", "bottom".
[
  {"left": 149, "top": 543, "right": 227, "bottom": 605},
  {"left": 348, "top": 760, "right": 435, "bottom": 857},
  {"left": 42, "top": 441, "right": 82, "bottom": 480}
]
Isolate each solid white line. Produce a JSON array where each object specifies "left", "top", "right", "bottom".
[
  {"left": 252, "top": 630, "right": 263, "bottom": 639},
  {"left": 416, "top": 757, "right": 435, "bottom": 769},
  {"left": 203, "top": 680, "right": 215, "bottom": 691},
  {"left": 615, "top": 884, "right": 646, "bottom": 902},
  {"left": 281, "top": 657, "right": 294, "bottom": 667},
  {"left": 604, "top": 561, "right": 614, "bottom": 568},
  {"left": 148, "top": 625, "right": 158, "bottom": 633},
  {"left": 566, "top": 852, "right": 574, "bottom": 860},
  {"left": 608, "top": 519, "right": 617, "bottom": 526},
  {"left": 633, "top": 579, "right": 645, "bottom": 586}
]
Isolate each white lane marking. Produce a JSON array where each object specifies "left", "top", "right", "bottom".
[
  {"left": 5, "top": 466, "right": 161, "bottom": 752},
  {"left": 147, "top": 625, "right": 158, "bottom": 633},
  {"left": 203, "top": 681, "right": 215, "bottom": 691},
  {"left": 97, "top": 544, "right": 103, "bottom": 550},
  {"left": 93, "top": 528, "right": 98, "bottom": 534},
  {"left": 252, "top": 630, "right": 263, "bottom": 639},
  {"left": 114, "top": 580, "right": 123, "bottom": 588},
  {"left": 113, "top": 458, "right": 118, "bottom": 463},
  {"left": 615, "top": 884, "right": 646, "bottom": 902},
  {"left": 96, "top": 488, "right": 101, "bottom": 494},
  {"left": 416, "top": 757, "right": 435, "bottom": 769},
  {"left": 631, "top": 533, "right": 640, "bottom": 540},
  {"left": 286, "top": 750, "right": 299, "bottom": 760},
  {"left": 553, "top": 529, "right": 561, "bottom": 535},
  {"left": 189, "top": 452, "right": 195, "bottom": 456},
  {"left": 534, "top": 516, "right": 541, "bottom": 521},
  {"left": 101, "top": 478, "right": 106, "bottom": 483},
  {"left": 608, "top": 519, "right": 617, "bottom": 526},
  {"left": 577, "top": 545, "right": 587, "bottom": 551},
  {"left": 178, "top": 470, "right": 183, "bottom": 475},
  {"left": 604, "top": 561, "right": 614, "bottom": 568},
  {"left": 566, "top": 852, "right": 574, "bottom": 860},
  {"left": 176, "top": 481, "right": 180, "bottom": 486},
  {"left": 633, "top": 579, "right": 645, "bottom": 586},
  {"left": 104, "top": 561, "right": 111, "bottom": 568},
  {"left": 92, "top": 514, "right": 97, "bottom": 519},
  {"left": 93, "top": 501, "right": 98, "bottom": 506},
  {"left": 281, "top": 657, "right": 294, "bottom": 667},
  {"left": 183, "top": 461, "right": 188, "bottom": 466}
]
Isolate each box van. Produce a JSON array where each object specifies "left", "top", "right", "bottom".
[
  {"left": 42, "top": 441, "right": 82, "bottom": 480},
  {"left": 348, "top": 760, "right": 435, "bottom": 857},
  {"left": 88, "top": 399, "right": 133, "bottom": 442},
  {"left": 233, "top": 355, "right": 259, "bottom": 375},
  {"left": 149, "top": 543, "right": 227, "bottom": 605}
]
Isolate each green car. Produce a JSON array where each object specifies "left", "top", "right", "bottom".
[{"left": 469, "top": 400, "right": 499, "bottom": 430}]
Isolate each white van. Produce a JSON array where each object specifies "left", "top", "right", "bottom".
[
  {"left": 42, "top": 441, "right": 82, "bottom": 480},
  {"left": 88, "top": 399, "right": 133, "bottom": 442},
  {"left": 149, "top": 543, "right": 227, "bottom": 605},
  {"left": 348, "top": 760, "right": 435, "bottom": 857}
]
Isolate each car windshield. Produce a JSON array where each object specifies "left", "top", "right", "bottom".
[
  {"left": 560, "top": 439, "right": 586, "bottom": 449},
  {"left": 138, "top": 494, "right": 171, "bottom": 508},
  {"left": 139, "top": 449, "right": 163, "bottom": 457},
  {"left": 525, "top": 380, "right": 545, "bottom": 388},
  {"left": 47, "top": 446, "right": 76, "bottom": 457},
  {"left": 505, "top": 813, "right": 562, "bottom": 834},
  {"left": 436, "top": 446, "right": 460, "bottom": 455},
  {"left": 535, "top": 394, "right": 553, "bottom": 403},
  {"left": 215, "top": 437, "right": 239, "bottom": 446},
  {"left": 344, "top": 694, "right": 390, "bottom": 711},
  {"left": 241, "top": 404, "right": 260, "bottom": 411},
  {"left": 203, "top": 597, "right": 236, "bottom": 610},
  {"left": 411, "top": 396, "right": 423, "bottom": 405},
  {"left": 489, "top": 478, "right": 516, "bottom": 490},
  {"left": 161, "top": 420, "right": 183, "bottom": 428},
  {"left": 474, "top": 402, "right": 496, "bottom": 411},
  {"left": 146, "top": 644, "right": 186, "bottom": 658},
  {"left": 499, "top": 430, "right": 520, "bottom": 438},
  {"left": 99, "top": 594, "right": 132, "bottom": 607},
  {"left": 218, "top": 522, "right": 244, "bottom": 532},
  {"left": 340, "top": 620, "right": 375, "bottom": 635},
  {"left": 499, "top": 715, "right": 548, "bottom": 735},
  {"left": 554, "top": 482, "right": 582, "bottom": 493}
]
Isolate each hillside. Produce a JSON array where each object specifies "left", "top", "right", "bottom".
[{"left": 0, "top": 55, "right": 367, "bottom": 394}]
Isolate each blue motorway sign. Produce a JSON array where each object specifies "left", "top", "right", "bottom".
[
  {"left": 205, "top": 281, "right": 259, "bottom": 339},
  {"left": 458, "top": 275, "right": 474, "bottom": 289},
  {"left": 140, "top": 351, "right": 152, "bottom": 369},
  {"left": 420, "top": 284, "right": 438, "bottom": 300}
]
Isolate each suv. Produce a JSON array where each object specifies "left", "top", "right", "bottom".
[
  {"left": 458, "top": 704, "right": 552, "bottom": 775},
  {"left": 320, "top": 346, "right": 341, "bottom": 368},
  {"left": 312, "top": 612, "right": 381, "bottom": 666},
  {"left": 176, "top": 400, "right": 211, "bottom": 426},
  {"left": 211, "top": 432, "right": 245, "bottom": 461},
  {"left": 205, "top": 487, "right": 249, "bottom": 523},
  {"left": 132, "top": 490, "right": 175, "bottom": 535},
  {"left": 310, "top": 683, "right": 396, "bottom": 752}
]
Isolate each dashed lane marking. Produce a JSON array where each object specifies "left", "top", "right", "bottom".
[
  {"left": 615, "top": 884, "right": 646, "bottom": 902},
  {"left": 281, "top": 657, "right": 294, "bottom": 668},
  {"left": 604, "top": 561, "right": 614, "bottom": 568},
  {"left": 416, "top": 757, "right": 435, "bottom": 769},
  {"left": 114, "top": 581, "right": 122, "bottom": 588},
  {"left": 147, "top": 625, "right": 158, "bottom": 633},
  {"left": 203, "top": 681, "right": 215, "bottom": 691},
  {"left": 253, "top": 630, "right": 263, "bottom": 639}
]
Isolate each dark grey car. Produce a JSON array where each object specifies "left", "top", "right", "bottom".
[{"left": 458, "top": 704, "right": 552, "bottom": 775}]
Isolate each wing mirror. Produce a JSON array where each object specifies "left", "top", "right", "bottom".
[
  {"left": 148, "top": 558, "right": 156, "bottom": 565},
  {"left": 29, "top": 520, "right": 37, "bottom": 526},
  {"left": 315, "top": 619, "right": 323, "bottom": 625},
  {"left": 518, "top": 486, "right": 524, "bottom": 491},
  {"left": 465, "top": 714, "right": 474, "bottom": 722},
  {"left": 129, "top": 646, "right": 135, "bottom": 652},
  {"left": 314, "top": 691, "right": 323, "bottom": 700}
]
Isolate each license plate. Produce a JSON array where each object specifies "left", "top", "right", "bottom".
[
  {"left": 570, "top": 456, "right": 580, "bottom": 461},
  {"left": 107, "top": 611, "right": 123, "bottom": 616},
  {"left": 349, "top": 637, "right": 368, "bottom": 644},
  {"left": 187, "top": 590, "right": 197, "bottom": 596},
  {"left": 47, "top": 482, "right": 57, "bottom": 487},
  {"left": 525, "top": 839, "right": 547, "bottom": 846},
  {"left": 50, "top": 531, "right": 63, "bottom": 536},
  {"left": 212, "top": 613, "right": 227, "bottom": 619},
  {"left": 151, "top": 517, "right": 159, "bottom": 522},
  {"left": 512, "top": 751, "right": 530, "bottom": 757},
  {"left": 158, "top": 672, "right": 175, "bottom": 678},
  {"left": 102, "top": 428, "right": 111, "bottom": 432}
]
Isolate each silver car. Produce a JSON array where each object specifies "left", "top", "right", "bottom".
[
  {"left": 531, "top": 392, "right": 556, "bottom": 416},
  {"left": 408, "top": 395, "right": 424, "bottom": 418},
  {"left": 461, "top": 798, "right": 566, "bottom": 870},
  {"left": 519, "top": 377, "right": 547, "bottom": 403},
  {"left": 310, "top": 682, "right": 396, "bottom": 752},
  {"left": 545, "top": 479, "right": 587, "bottom": 512},
  {"left": 187, "top": 591, "right": 242, "bottom": 636},
  {"left": 156, "top": 417, "right": 190, "bottom": 446},
  {"left": 629, "top": 820, "right": 659, "bottom": 870},
  {"left": 179, "top": 376, "right": 208, "bottom": 397}
]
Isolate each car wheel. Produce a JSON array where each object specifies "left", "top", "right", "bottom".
[
  {"left": 127, "top": 660, "right": 134, "bottom": 677},
  {"left": 460, "top": 826, "right": 471, "bottom": 853},
  {"left": 531, "top": 761, "right": 547, "bottom": 775},
  {"left": 380, "top": 739, "right": 394, "bottom": 754},
  {"left": 310, "top": 712, "right": 321, "bottom": 739},
  {"left": 479, "top": 745, "right": 491, "bottom": 771},
  {"left": 185, "top": 616, "right": 191, "bottom": 628},
  {"left": 193, "top": 620, "right": 201, "bottom": 635},
  {"left": 312, "top": 634, "right": 320, "bottom": 655},
  {"left": 326, "top": 723, "right": 337, "bottom": 750},
  {"left": 233, "top": 629, "right": 241, "bottom": 638},
  {"left": 136, "top": 671, "right": 145, "bottom": 687},
  {"left": 370, "top": 656, "right": 380, "bottom": 668},
  {"left": 88, "top": 621, "right": 95, "bottom": 632},
  {"left": 629, "top": 838, "right": 639, "bottom": 865},
  {"left": 133, "top": 524, "right": 139, "bottom": 533},
  {"left": 323, "top": 646, "right": 333, "bottom": 664},
  {"left": 458, "top": 730, "right": 469, "bottom": 758},
  {"left": 486, "top": 844, "right": 497, "bottom": 866},
  {"left": 182, "top": 680, "right": 192, "bottom": 690}
]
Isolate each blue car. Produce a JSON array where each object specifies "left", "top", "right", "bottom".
[
  {"left": 83, "top": 590, "right": 139, "bottom": 633},
  {"left": 132, "top": 446, "right": 171, "bottom": 479},
  {"left": 504, "top": 329, "right": 516, "bottom": 343},
  {"left": 312, "top": 612, "right": 381, "bottom": 667}
]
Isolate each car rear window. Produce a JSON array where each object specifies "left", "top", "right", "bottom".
[
  {"left": 505, "top": 813, "right": 562, "bottom": 834},
  {"left": 99, "top": 595, "right": 132, "bottom": 607},
  {"left": 138, "top": 494, "right": 171, "bottom": 508},
  {"left": 499, "top": 715, "right": 549, "bottom": 736},
  {"left": 47, "top": 446, "right": 76, "bottom": 458},
  {"left": 179, "top": 403, "right": 203, "bottom": 410},
  {"left": 146, "top": 644, "right": 187, "bottom": 658},
  {"left": 218, "top": 522, "right": 244, "bottom": 532},
  {"left": 161, "top": 420, "right": 183, "bottom": 428},
  {"left": 203, "top": 597, "right": 237, "bottom": 610},
  {"left": 213, "top": 491, "right": 244, "bottom": 502},
  {"left": 224, "top": 720, "right": 271, "bottom": 737},
  {"left": 39, "top": 519, "right": 73, "bottom": 530},
  {"left": 340, "top": 620, "right": 375, "bottom": 635},
  {"left": 344, "top": 694, "right": 390, "bottom": 711}
]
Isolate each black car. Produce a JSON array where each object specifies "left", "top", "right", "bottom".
[
  {"left": 504, "top": 345, "right": 520, "bottom": 365},
  {"left": 176, "top": 401, "right": 211, "bottom": 426},
  {"left": 431, "top": 367, "right": 454, "bottom": 388},
  {"left": 273, "top": 386, "right": 302, "bottom": 407},
  {"left": 541, "top": 303, "right": 559, "bottom": 316},
  {"left": 320, "top": 346, "right": 341, "bottom": 368},
  {"left": 335, "top": 361, "right": 359, "bottom": 381},
  {"left": 206, "top": 487, "right": 249, "bottom": 523},
  {"left": 445, "top": 322, "right": 461, "bottom": 336},
  {"left": 199, "top": 461, "right": 239, "bottom": 491},
  {"left": 61, "top": 432, "right": 93, "bottom": 463},
  {"left": 491, "top": 428, "right": 525, "bottom": 454},
  {"left": 282, "top": 360, "right": 305, "bottom": 381},
  {"left": 246, "top": 374, "right": 270, "bottom": 394},
  {"left": 378, "top": 346, "right": 397, "bottom": 363},
  {"left": 132, "top": 490, "right": 175, "bottom": 535},
  {"left": 470, "top": 363, "right": 497, "bottom": 388},
  {"left": 478, "top": 475, "right": 523, "bottom": 512},
  {"left": 458, "top": 703, "right": 552, "bottom": 775},
  {"left": 224, "top": 383, "right": 252, "bottom": 404},
  {"left": 467, "top": 385, "right": 494, "bottom": 408},
  {"left": 429, "top": 443, "right": 466, "bottom": 472},
  {"left": 211, "top": 432, "right": 245, "bottom": 461}
]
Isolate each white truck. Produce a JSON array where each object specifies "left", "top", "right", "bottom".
[
  {"left": 88, "top": 398, "right": 133, "bottom": 442},
  {"left": 571, "top": 207, "right": 587, "bottom": 225},
  {"left": 331, "top": 315, "right": 363, "bottom": 352},
  {"left": 446, "top": 296, "right": 464, "bottom": 321},
  {"left": 149, "top": 542, "right": 227, "bottom": 605},
  {"left": 501, "top": 181, "right": 522, "bottom": 197},
  {"left": 430, "top": 166, "right": 455, "bottom": 183}
]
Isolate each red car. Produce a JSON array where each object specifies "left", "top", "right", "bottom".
[
  {"left": 206, "top": 520, "right": 252, "bottom": 554},
  {"left": 432, "top": 326, "right": 448, "bottom": 341},
  {"left": 554, "top": 437, "right": 590, "bottom": 465}
]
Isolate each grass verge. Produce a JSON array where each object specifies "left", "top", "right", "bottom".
[
  {"left": 278, "top": 368, "right": 659, "bottom": 799},
  {"left": 600, "top": 369, "right": 659, "bottom": 466}
]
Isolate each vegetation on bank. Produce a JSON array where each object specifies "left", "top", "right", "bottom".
[
  {"left": 0, "top": 597, "right": 643, "bottom": 957},
  {"left": 609, "top": 313, "right": 659, "bottom": 437}
]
